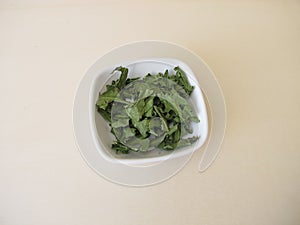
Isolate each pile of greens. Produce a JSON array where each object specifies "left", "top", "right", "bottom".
[{"left": 96, "top": 66, "right": 200, "bottom": 154}]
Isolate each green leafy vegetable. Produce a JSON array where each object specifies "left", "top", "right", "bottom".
[{"left": 96, "top": 66, "right": 200, "bottom": 154}]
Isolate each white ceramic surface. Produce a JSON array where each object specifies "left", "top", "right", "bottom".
[
  {"left": 89, "top": 58, "right": 208, "bottom": 165},
  {"left": 73, "top": 40, "right": 226, "bottom": 186}
]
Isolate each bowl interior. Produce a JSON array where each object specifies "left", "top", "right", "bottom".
[{"left": 90, "top": 58, "right": 208, "bottom": 164}]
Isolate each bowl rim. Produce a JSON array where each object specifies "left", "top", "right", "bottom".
[{"left": 89, "top": 57, "right": 209, "bottom": 165}]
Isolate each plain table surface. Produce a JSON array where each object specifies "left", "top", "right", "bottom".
[{"left": 1, "top": 1, "right": 300, "bottom": 225}]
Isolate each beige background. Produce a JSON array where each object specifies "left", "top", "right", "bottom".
[{"left": 1, "top": 1, "right": 300, "bottom": 225}]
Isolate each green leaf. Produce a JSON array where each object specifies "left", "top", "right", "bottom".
[
  {"left": 174, "top": 66, "right": 194, "bottom": 95},
  {"left": 112, "top": 140, "right": 132, "bottom": 154},
  {"left": 96, "top": 87, "right": 119, "bottom": 110},
  {"left": 96, "top": 66, "right": 200, "bottom": 154},
  {"left": 97, "top": 107, "right": 111, "bottom": 122},
  {"left": 111, "top": 118, "right": 129, "bottom": 128},
  {"left": 133, "top": 118, "right": 150, "bottom": 138},
  {"left": 149, "top": 117, "right": 166, "bottom": 136},
  {"left": 125, "top": 137, "right": 150, "bottom": 152},
  {"left": 125, "top": 99, "right": 145, "bottom": 122},
  {"left": 153, "top": 106, "right": 169, "bottom": 132},
  {"left": 167, "top": 124, "right": 178, "bottom": 136},
  {"left": 126, "top": 77, "right": 140, "bottom": 85},
  {"left": 176, "top": 136, "right": 199, "bottom": 148},
  {"left": 112, "top": 66, "right": 128, "bottom": 89},
  {"left": 149, "top": 133, "right": 167, "bottom": 148},
  {"left": 144, "top": 96, "right": 154, "bottom": 113}
]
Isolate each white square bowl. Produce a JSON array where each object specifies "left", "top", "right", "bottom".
[{"left": 89, "top": 58, "right": 208, "bottom": 165}]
